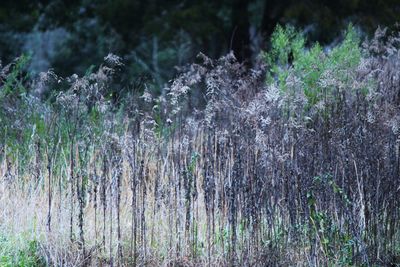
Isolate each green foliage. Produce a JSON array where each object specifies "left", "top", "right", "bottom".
[
  {"left": 188, "top": 152, "right": 199, "bottom": 174},
  {"left": 265, "top": 24, "right": 362, "bottom": 109},
  {"left": 0, "top": 54, "right": 30, "bottom": 98},
  {"left": 0, "top": 54, "right": 39, "bottom": 159},
  {"left": 307, "top": 174, "right": 355, "bottom": 265},
  {"left": 264, "top": 25, "right": 305, "bottom": 87},
  {"left": 0, "top": 235, "right": 45, "bottom": 267}
]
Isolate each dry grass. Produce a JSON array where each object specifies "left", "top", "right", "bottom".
[{"left": 0, "top": 26, "right": 400, "bottom": 266}]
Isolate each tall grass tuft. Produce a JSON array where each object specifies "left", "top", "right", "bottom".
[{"left": 0, "top": 26, "right": 399, "bottom": 266}]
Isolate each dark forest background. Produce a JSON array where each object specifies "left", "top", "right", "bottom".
[{"left": 1, "top": 0, "right": 400, "bottom": 88}]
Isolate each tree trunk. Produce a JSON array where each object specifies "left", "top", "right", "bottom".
[{"left": 231, "top": 0, "right": 251, "bottom": 63}]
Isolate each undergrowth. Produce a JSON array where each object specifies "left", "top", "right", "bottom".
[
  {"left": 0, "top": 25, "right": 399, "bottom": 266},
  {"left": 0, "top": 234, "right": 45, "bottom": 267}
]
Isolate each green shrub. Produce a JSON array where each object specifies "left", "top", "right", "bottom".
[{"left": 265, "top": 24, "right": 362, "bottom": 108}]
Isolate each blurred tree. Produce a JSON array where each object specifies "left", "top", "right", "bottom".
[{"left": 1, "top": 0, "right": 399, "bottom": 82}]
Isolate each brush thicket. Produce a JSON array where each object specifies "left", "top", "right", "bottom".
[{"left": 0, "top": 27, "right": 399, "bottom": 266}]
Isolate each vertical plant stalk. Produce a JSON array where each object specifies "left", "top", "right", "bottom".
[
  {"left": 128, "top": 139, "right": 138, "bottom": 266},
  {"left": 46, "top": 146, "right": 52, "bottom": 232},
  {"left": 115, "top": 150, "right": 123, "bottom": 264},
  {"left": 109, "top": 155, "right": 113, "bottom": 266},
  {"left": 93, "top": 166, "right": 99, "bottom": 256},
  {"left": 101, "top": 154, "right": 108, "bottom": 253},
  {"left": 69, "top": 140, "right": 75, "bottom": 242},
  {"left": 46, "top": 116, "right": 60, "bottom": 233}
]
